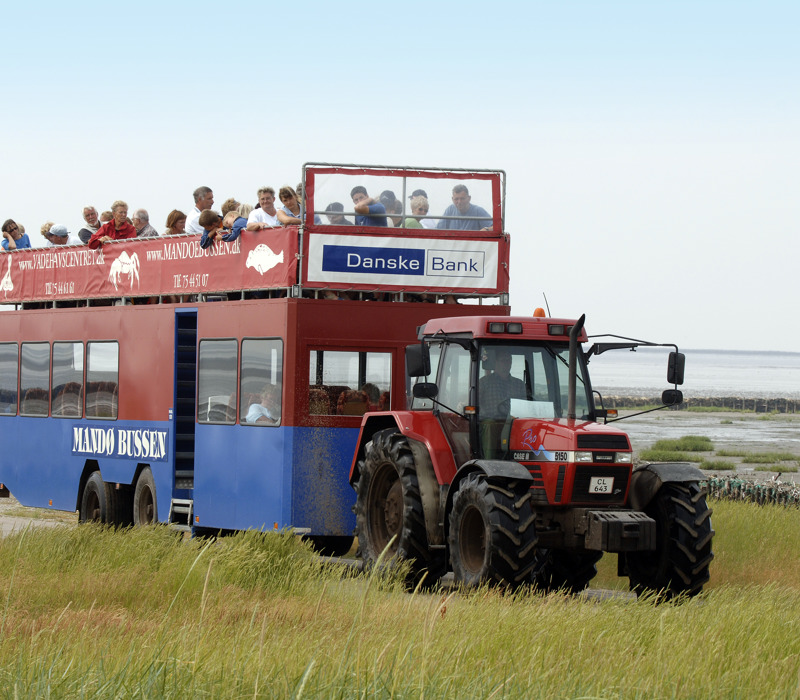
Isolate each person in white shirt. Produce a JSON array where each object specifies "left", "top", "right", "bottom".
[
  {"left": 246, "top": 187, "right": 280, "bottom": 231},
  {"left": 245, "top": 384, "right": 282, "bottom": 424},
  {"left": 45, "top": 223, "right": 83, "bottom": 246},
  {"left": 186, "top": 186, "right": 214, "bottom": 234}
]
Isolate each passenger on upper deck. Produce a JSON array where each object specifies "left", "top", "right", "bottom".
[
  {"left": 199, "top": 211, "right": 237, "bottom": 248},
  {"left": 132, "top": 209, "right": 159, "bottom": 238},
  {"left": 247, "top": 187, "right": 280, "bottom": 231},
  {"left": 324, "top": 202, "right": 353, "bottom": 225},
  {"left": 350, "top": 186, "right": 387, "bottom": 227},
  {"left": 436, "top": 184, "right": 492, "bottom": 231},
  {"left": 220, "top": 198, "right": 240, "bottom": 216},
  {"left": 186, "top": 186, "right": 214, "bottom": 235},
  {"left": 77, "top": 207, "right": 101, "bottom": 244},
  {"left": 164, "top": 210, "right": 187, "bottom": 235},
  {"left": 1, "top": 220, "right": 31, "bottom": 251},
  {"left": 47, "top": 224, "right": 82, "bottom": 246},
  {"left": 88, "top": 201, "right": 137, "bottom": 248},
  {"left": 403, "top": 195, "right": 429, "bottom": 229},
  {"left": 380, "top": 191, "right": 404, "bottom": 227},
  {"left": 409, "top": 189, "right": 436, "bottom": 228},
  {"left": 276, "top": 186, "right": 303, "bottom": 225}
]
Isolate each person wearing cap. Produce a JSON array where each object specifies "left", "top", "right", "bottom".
[
  {"left": 436, "top": 184, "right": 492, "bottom": 231},
  {"left": 324, "top": 202, "right": 353, "bottom": 226},
  {"left": 350, "top": 186, "right": 387, "bottom": 227},
  {"left": 88, "top": 201, "right": 137, "bottom": 249},
  {"left": 77, "top": 207, "right": 102, "bottom": 244},
  {"left": 379, "top": 190, "right": 405, "bottom": 227},
  {"left": 46, "top": 224, "right": 82, "bottom": 246}
]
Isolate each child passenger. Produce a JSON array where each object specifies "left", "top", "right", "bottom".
[{"left": 199, "top": 211, "right": 246, "bottom": 248}]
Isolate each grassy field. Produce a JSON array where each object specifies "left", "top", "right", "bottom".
[{"left": 2, "top": 499, "right": 800, "bottom": 698}]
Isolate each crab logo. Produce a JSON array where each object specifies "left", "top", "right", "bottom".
[
  {"left": 0, "top": 257, "right": 12, "bottom": 296},
  {"left": 246, "top": 244, "right": 284, "bottom": 275},
  {"left": 108, "top": 251, "right": 141, "bottom": 291}
]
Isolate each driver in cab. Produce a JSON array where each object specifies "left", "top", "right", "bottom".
[{"left": 479, "top": 348, "right": 526, "bottom": 457}]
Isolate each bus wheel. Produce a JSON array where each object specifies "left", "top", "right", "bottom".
[
  {"left": 449, "top": 473, "right": 537, "bottom": 588},
  {"left": 304, "top": 535, "right": 355, "bottom": 557},
  {"left": 80, "top": 471, "right": 108, "bottom": 523},
  {"left": 355, "top": 430, "right": 444, "bottom": 585},
  {"left": 133, "top": 468, "right": 158, "bottom": 525}
]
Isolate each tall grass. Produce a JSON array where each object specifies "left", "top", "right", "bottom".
[{"left": 2, "top": 505, "right": 800, "bottom": 697}]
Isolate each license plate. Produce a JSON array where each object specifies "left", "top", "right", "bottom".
[{"left": 589, "top": 477, "right": 614, "bottom": 494}]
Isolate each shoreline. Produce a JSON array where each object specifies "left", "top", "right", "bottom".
[{"left": 596, "top": 392, "right": 800, "bottom": 414}]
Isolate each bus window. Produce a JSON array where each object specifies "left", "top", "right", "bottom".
[
  {"left": 86, "top": 342, "right": 119, "bottom": 419},
  {"left": 0, "top": 343, "right": 18, "bottom": 415},
  {"left": 52, "top": 342, "right": 84, "bottom": 418},
  {"left": 308, "top": 350, "right": 391, "bottom": 416},
  {"left": 198, "top": 339, "right": 238, "bottom": 424},
  {"left": 240, "top": 338, "right": 283, "bottom": 426},
  {"left": 20, "top": 343, "right": 50, "bottom": 416}
]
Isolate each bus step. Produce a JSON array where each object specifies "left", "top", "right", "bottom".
[
  {"left": 175, "top": 453, "right": 195, "bottom": 462},
  {"left": 169, "top": 498, "right": 193, "bottom": 530}
]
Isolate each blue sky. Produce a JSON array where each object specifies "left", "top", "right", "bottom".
[{"left": 1, "top": 1, "right": 798, "bottom": 352}]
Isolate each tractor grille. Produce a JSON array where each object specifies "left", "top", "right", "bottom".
[{"left": 577, "top": 434, "right": 630, "bottom": 450}]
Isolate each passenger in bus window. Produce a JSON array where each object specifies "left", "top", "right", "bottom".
[
  {"left": 186, "top": 186, "right": 215, "bottom": 235},
  {"left": 247, "top": 187, "right": 280, "bottom": 230},
  {"left": 324, "top": 202, "right": 353, "bottom": 225},
  {"left": 88, "top": 201, "right": 137, "bottom": 249},
  {"left": 436, "top": 185, "right": 492, "bottom": 231},
  {"left": 350, "top": 186, "right": 387, "bottom": 227},
  {"left": 245, "top": 384, "right": 281, "bottom": 424},
  {"left": 78, "top": 206, "right": 101, "bottom": 244},
  {"left": 164, "top": 210, "right": 187, "bottom": 236},
  {"left": 1, "top": 220, "right": 32, "bottom": 251}
]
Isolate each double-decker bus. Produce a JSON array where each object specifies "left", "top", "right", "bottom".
[{"left": 0, "top": 164, "right": 509, "bottom": 553}]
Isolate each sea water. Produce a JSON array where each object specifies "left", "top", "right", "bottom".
[{"left": 588, "top": 348, "right": 800, "bottom": 398}]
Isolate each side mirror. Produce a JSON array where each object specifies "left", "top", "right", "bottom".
[
  {"left": 668, "top": 352, "right": 685, "bottom": 386},
  {"left": 662, "top": 389, "right": 683, "bottom": 406},
  {"left": 406, "top": 343, "right": 431, "bottom": 378},
  {"left": 412, "top": 382, "right": 438, "bottom": 400}
]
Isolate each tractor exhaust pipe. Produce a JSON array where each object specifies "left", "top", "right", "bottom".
[{"left": 567, "top": 314, "right": 586, "bottom": 420}]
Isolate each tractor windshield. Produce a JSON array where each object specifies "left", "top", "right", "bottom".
[{"left": 478, "top": 343, "right": 592, "bottom": 423}]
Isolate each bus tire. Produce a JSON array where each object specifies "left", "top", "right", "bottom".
[
  {"left": 355, "top": 430, "right": 443, "bottom": 585},
  {"left": 625, "top": 482, "right": 714, "bottom": 599},
  {"left": 449, "top": 473, "right": 537, "bottom": 588},
  {"left": 133, "top": 468, "right": 158, "bottom": 525},
  {"left": 79, "top": 471, "right": 108, "bottom": 523}
]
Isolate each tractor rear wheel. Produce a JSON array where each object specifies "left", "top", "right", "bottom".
[
  {"left": 355, "top": 430, "right": 443, "bottom": 585},
  {"left": 533, "top": 549, "right": 603, "bottom": 594},
  {"left": 625, "top": 482, "right": 714, "bottom": 599},
  {"left": 448, "top": 473, "right": 537, "bottom": 588}
]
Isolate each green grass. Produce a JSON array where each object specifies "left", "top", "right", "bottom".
[
  {"left": 700, "top": 460, "right": 735, "bottom": 471},
  {"left": 754, "top": 465, "right": 799, "bottom": 473},
  {"left": 716, "top": 449, "right": 749, "bottom": 458},
  {"left": 638, "top": 449, "right": 703, "bottom": 462},
  {"left": 651, "top": 435, "right": 714, "bottom": 452},
  {"left": 717, "top": 450, "right": 799, "bottom": 464},
  {"left": 3, "top": 502, "right": 800, "bottom": 697}
]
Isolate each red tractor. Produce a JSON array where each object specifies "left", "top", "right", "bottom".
[{"left": 350, "top": 313, "right": 714, "bottom": 597}]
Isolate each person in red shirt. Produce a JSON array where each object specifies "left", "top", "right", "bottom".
[{"left": 88, "top": 200, "right": 137, "bottom": 248}]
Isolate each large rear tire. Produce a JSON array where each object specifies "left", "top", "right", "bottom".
[
  {"left": 532, "top": 549, "right": 603, "bottom": 593},
  {"left": 133, "top": 468, "right": 158, "bottom": 525},
  {"left": 79, "top": 471, "right": 108, "bottom": 523},
  {"left": 448, "top": 473, "right": 537, "bottom": 588},
  {"left": 355, "top": 430, "right": 444, "bottom": 584},
  {"left": 625, "top": 482, "right": 714, "bottom": 599}
]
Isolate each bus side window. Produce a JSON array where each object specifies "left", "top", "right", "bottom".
[
  {"left": 197, "top": 339, "right": 238, "bottom": 424},
  {"left": 0, "top": 343, "right": 18, "bottom": 415},
  {"left": 86, "top": 342, "right": 119, "bottom": 419},
  {"left": 240, "top": 338, "right": 283, "bottom": 426},
  {"left": 20, "top": 343, "right": 50, "bottom": 417}
]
